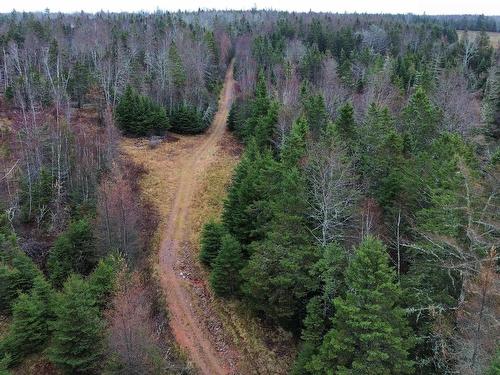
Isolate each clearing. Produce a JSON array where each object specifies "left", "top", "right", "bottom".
[
  {"left": 456, "top": 30, "right": 500, "bottom": 47},
  {"left": 121, "top": 62, "right": 295, "bottom": 374}
]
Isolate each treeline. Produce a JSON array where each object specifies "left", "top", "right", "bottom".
[
  {"left": 202, "top": 12, "right": 499, "bottom": 375},
  {"left": 0, "top": 11, "right": 231, "bottom": 136}
]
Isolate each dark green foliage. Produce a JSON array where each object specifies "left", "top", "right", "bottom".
[
  {"left": 209, "top": 234, "right": 244, "bottom": 297},
  {"left": 281, "top": 116, "right": 309, "bottom": 166},
  {"left": 204, "top": 31, "right": 220, "bottom": 92},
  {"left": 240, "top": 70, "right": 279, "bottom": 147},
  {"left": 241, "top": 239, "right": 318, "bottom": 325},
  {"left": 241, "top": 163, "right": 318, "bottom": 325},
  {"left": 222, "top": 140, "right": 277, "bottom": 245},
  {"left": 0, "top": 276, "right": 54, "bottom": 365},
  {"left": 333, "top": 102, "right": 356, "bottom": 148},
  {"left": 226, "top": 102, "right": 239, "bottom": 132},
  {"left": 310, "top": 237, "right": 415, "bottom": 374},
  {"left": 47, "top": 218, "right": 97, "bottom": 287},
  {"left": 293, "top": 243, "right": 349, "bottom": 374},
  {"left": 300, "top": 44, "right": 323, "bottom": 83},
  {"left": 168, "top": 42, "right": 187, "bottom": 89},
  {"left": 115, "top": 86, "right": 170, "bottom": 136},
  {"left": 88, "top": 255, "right": 121, "bottom": 310},
  {"left": 358, "top": 104, "right": 406, "bottom": 206},
  {"left": 199, "top": 220, "right": 226, "bottom": 267},
  {"left": 0, "top": 354, "right": 10, "bottom": 375},
  {"left": 0, "top": 218, "right": 41, "bottom": 314},
  {"left": 487, "top": 348, "right": 500, "bottom": 375},
  {"left": 68, "top": 60, "right": 92, "bottom": 108},
  {"left": 19, "top": 168, "right": 53, "bottom": 224},
  {"left": 482, "top": 66, "right": 500, "bottom": 139},
  {"left": 48, "top": 274, "right": 104, "bottom": 374},
  {"left": 301, "top": 89, "right": 327, "bottom": 135},
  {"left": 402, "top": 87, "right": 441, "bottom": 153},
  {"left": 466, "top": 30, "right": 494, "bottom": 88},
  {"left": 4, "top": 86, "right": 14, "bottom": 102},
  {"left": 170, "top": 104, "right": 212, "bottom": 134}
]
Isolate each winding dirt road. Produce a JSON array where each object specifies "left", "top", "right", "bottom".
[{"left": 158, "top": 62, "right": 237, "bottom": 374}]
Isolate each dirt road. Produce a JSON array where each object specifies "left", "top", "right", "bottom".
[{"left": 158, "top": 62, "right": 237, "bottom": 374}]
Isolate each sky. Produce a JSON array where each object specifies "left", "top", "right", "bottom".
[{"left": 0, "top": 0, "right": 499, "bottom": 15}]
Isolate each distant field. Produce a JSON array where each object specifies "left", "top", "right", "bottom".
[{"left": 457, "top": 30, "right": 500, "bottom": 47}]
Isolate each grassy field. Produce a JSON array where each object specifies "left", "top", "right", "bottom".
[{"left": 457, "top": 30, "right": 500, "bottom": 47}]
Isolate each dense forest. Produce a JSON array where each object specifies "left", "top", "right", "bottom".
[{"left": 0, "top": 9, "right": 499, "bottom": 375}]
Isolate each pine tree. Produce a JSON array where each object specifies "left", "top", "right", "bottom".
[
  {"left": 199, "top": 220, "right": 226, "bottom": 267},
  {"left": 1, "top": 276, "right": 54, "bottom": 364},
  {"left": 48, "top": 218, "right": 97, "bottom": 287},
  {"left": 48, "top": 274, "right": 104, "bottom": 374},
  {"left": 310, "top": 237, "right": 415, "bottom": 374},
  {"left": 210, "top": 234, "right": 244, "bottom": 297}
]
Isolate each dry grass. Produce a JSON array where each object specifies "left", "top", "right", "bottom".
[
  {"left": 123, "top": 128, "right": 296, "bottom": 374},
  {"left": 189, "top": 133, "right": 296, "bottom": 375},
  {"left": 457, "top": 30, "right": 500, "bottom": 48},
  {"left": 121, "top": 135, "right": 200, "bottom": 219}
]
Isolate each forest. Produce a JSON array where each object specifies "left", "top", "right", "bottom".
[{"left": 0, "top": 9, "right": 499, "bottom": 375}]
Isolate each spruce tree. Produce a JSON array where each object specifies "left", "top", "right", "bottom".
[
  {"left": 0, "top": 217, "right": 41, "bottom": 314},
  {"left": 47, "top": 218, "right": 97, "bottom": 287},
  {"left": 222, "top": 140, "right": 277, "bottom": 245},
  {"left": 210, "top": 234, "right": 244, "bottom": 297},
  {"left": 334, "top": 102, "right": 356, "bottom": 148},
  {"left": 199, "top": 220, "right": 226, "bottom": 267},
  {"left": 403, "top": 86, "right": 440, "bottom": 153},
  {"left": 48, "top": 274, "right": 104, "bottom": 374},
  {"left": 1, "top": 276, "right": 54, "bottom": 364},
  {"left": 310, "top": 236, "right": 415, "bottom": 374},
  {"left": 281, "top": 116, "right": 309, "bottom": 167},
  {"left": 88, "top": 255, "right": 121, "bottom": 310}
]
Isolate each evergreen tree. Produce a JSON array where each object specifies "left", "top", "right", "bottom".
[
  {"left": 334, "top": 102, "right": 356, "bottom": 149},
  {"left": 487, "top": 348, "right": 500, "bottom": 375},
  {"left": 359, "top": 104, "right": 406, "bottom": 206},
  {"left": 0, "top": 276, "right": 54, "bottom": 365},
  {"left": 209, "top": 234, "right": 244, "bottom": 297},
  {"left": 115, "top": 86, "right": 169, "bottom": 136},
  {"left": 222, "top": 140, "right": 277, "bottom": 245},
  {"left": 301, "top": 90, "right": 327, "bottom": 136},
  {"left": 0, "top": 217, "right": 41, "bottom": 314},
  {"left": 403, "top": 86, "right": 441, "bottom": 153},
  {"left": 241, "top": 164, "right": 318, "bottom": 324},
  {"left": 48, "top": 274, "right": 104, "bottom": 374},
  {"left": 281, "top": 116, "right": 309, "bottom": 167},
  {"left": 170, "top": 104, "right": 209, "bottom": 134},
  {"left": 199, "top": 220, "right": 226, "bottom": 267},
  {"left": 227, "top": 102, "right": 239, "bottom": 132},
  {"left": 310, "top": 237, "right": 415, "bottom": 374},
  {"left": 168, "top": 42, "right": 187, "bottom": 90},
  {"left": 47, "top": 218, "right": 97, "bottom": 287},
  {"left": 88, "top": 255, "right": 121, "bottom": 310}
]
